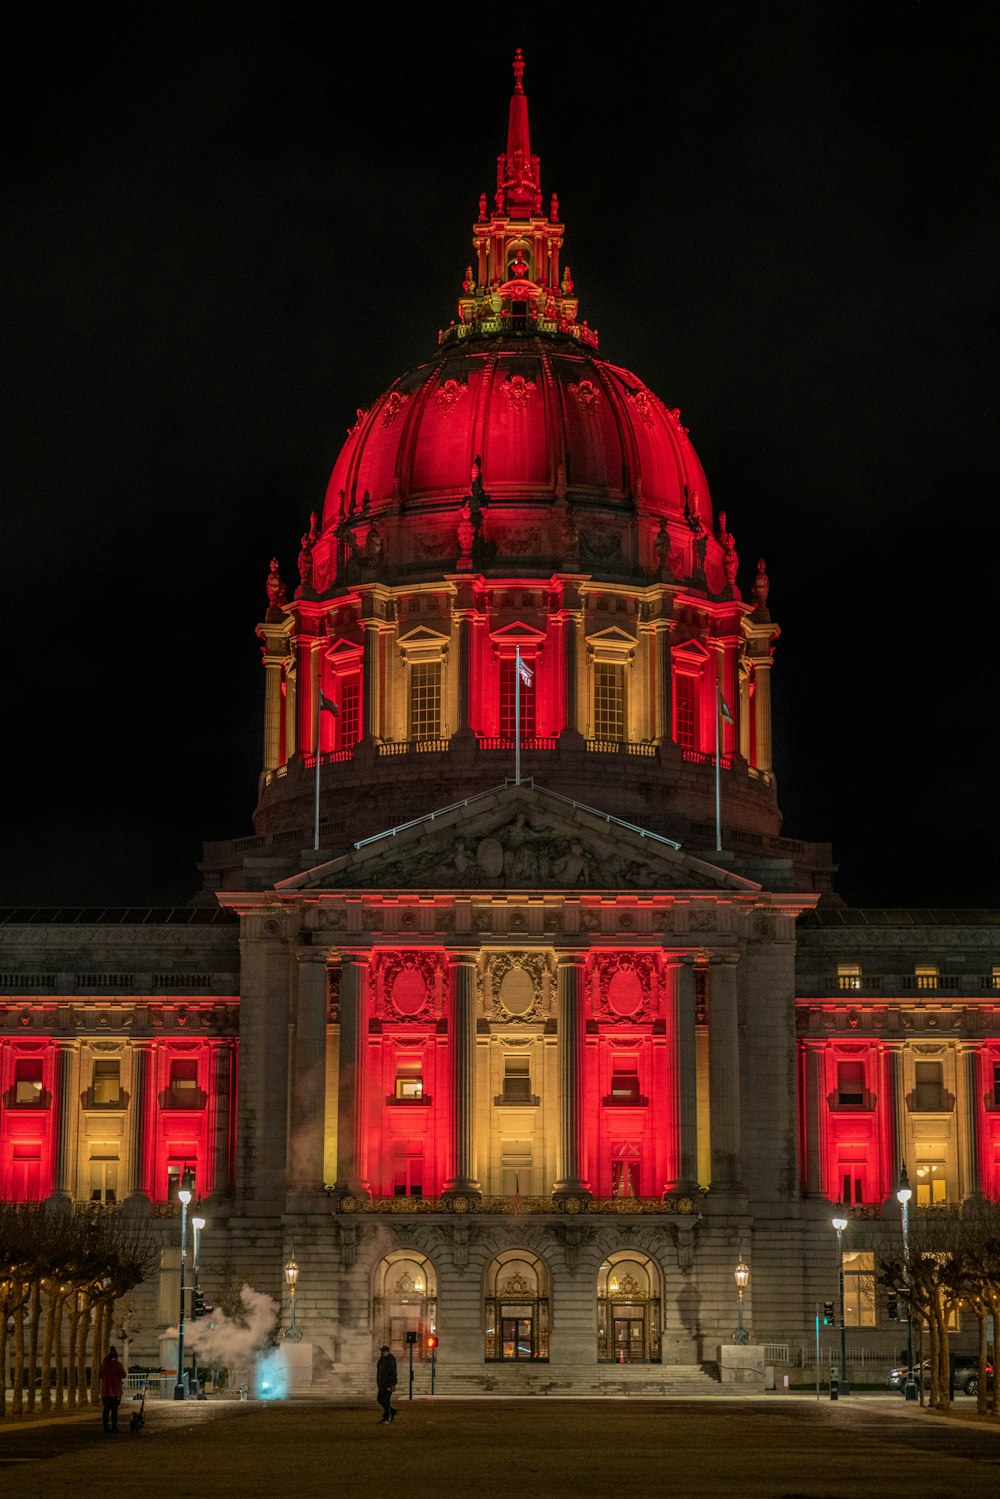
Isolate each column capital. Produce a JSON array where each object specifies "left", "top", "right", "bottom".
[
  {"left": 446, "top": 950, "right": 479, "bottom": 969},
  {"left": 709, "top": 951, "right": 741, "bottom": 968},
  {"left": 295, "top": 946, "right": 330, "bottom": 967},
  {"left": 555, "top": 950, "right": 588, "bottom": 972}
]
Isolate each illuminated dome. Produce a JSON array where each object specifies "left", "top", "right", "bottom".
[{"left": 241, "top": 52, "right": 799, "bottom": 886}]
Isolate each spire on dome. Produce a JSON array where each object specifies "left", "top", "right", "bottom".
[{"left": 439, "top": 52, "right": 598, "bottom": 353}]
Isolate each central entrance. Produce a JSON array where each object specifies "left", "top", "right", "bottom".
[
  {"left": 597, "top": 1252, "right": 662, "bottom": 1364},
  {"left": 485, "top": 1250, "right": 550, "bottom": 1362},
  {"left": 612, "top": 1314, "right": 647, "bottom": 1363}
]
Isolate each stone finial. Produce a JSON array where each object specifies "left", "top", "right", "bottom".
[
  {"left": 265, "top": 557, "right": 286, "bottom": 620},
  {"left": 550, "top": 192, "right": 559, "bottom": 223},
  {"left": 295, "top": 529, "right": 314, "bottom": 598},
  {"left": 752, "top": 557, "right": 770, "bottom": 616},
  {"left": 718, "top": 511, "right": 740, "bottom": 596}
]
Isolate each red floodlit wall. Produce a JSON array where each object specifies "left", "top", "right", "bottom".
[
  {"left": 977, "top": 1044, "right": 1000, "bottom": 1197},
  {"left": 0, "top": 1040, "right": 56, "bottom": 1200},
  {"left": 801, "top": 1041, "right": 894, "bottom": 1206}
]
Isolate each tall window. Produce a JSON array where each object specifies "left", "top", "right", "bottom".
[
  {"left": 673, "top": 672, "right": 697, "bottom": 750},
  {"left": 842, "top": 1251, "right": 876, "bottom": 1327},
  {"left": 167, "top": 1164, "right": 196, "bottom": 1202},
  {"left": 610, "top": 1062, "right": 642, "bottom": 1103},
  {"left": 168, "top": 1059, "right": 199, "bottom": 1106},
  {"left": 500, "top": 1139, "right": 533, "bottom": 1196},
  {"left": 90, "top": 1151, "right": 119, "bottom": 1203},
  {"left": 836, "top": 1062, "right": 865, "bottom": 1106},
  {"left": 92, "top": 1059, "right": 121, "bottom": 1106},
  {"left": 394, "top": 1058, "right": 423, "bottom": 1100},
  {"left": 593, "top": 662, "right": 626, "bottom": 741},
  {"left": 13, "top": 1059, "right": 43, "bottom": 1105},
  {"left": 916, "top": 1160, "right": 948, "bottom": 1205},
  {"left": 339, "top": 674, "right": 360, "bottom": 749},
  {"left": 409, "top": 662, "right": 441, "bottom": 740},
  {"left": 611, "top": 1142, "right": 641, "bottom": 1197},
  {"left": 502, "top": 1054, "right": 532, "bottom": 1103},
  {"left": 499, "top": 658, "right": 536, "bottom": 739},
  {"left": 913, "top": 1061, "right": 945, "bottom": 1111}
]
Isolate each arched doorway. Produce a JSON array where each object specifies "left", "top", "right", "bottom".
[
  {"left": 597, "top": 1252, "right": 662, "bottom": 1364},
  {"left": 484, "top": 1251, "right": 550, "bottom": 1362},
  {"left": 373, "top": 1252, "right": 437, "bottom": 1358}
]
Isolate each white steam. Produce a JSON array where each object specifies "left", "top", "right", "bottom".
[{"left": 178, "top": 1284, "right": 280, "bottom": 1374}]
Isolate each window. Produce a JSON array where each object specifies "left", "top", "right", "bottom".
[
  {"left": 837, "top": 964, "right": 862, "bottom": 991},
  {"left": 499, "top": 657, "right": 536, "bottom": 740},
  {"left": 612, "top": 1156, "right": 641, "bottom": 1197},
  {"left": 673, "top": 672, "right": 697, "bottom": 750},
  {"left": 13, "top": 1059, "right": 43, "bottom": 1105},
  {"left": 92, "top": 1059, "right": 121, "bottom": 1106},
  {"left": 913, "top": 1061, "right": 945, "bottom": 1111},
  {"left": 392, "top": 1145, "right": 424, "bottom": 1198},
  {"left": 916, "top": 1162, "right": 948, "bottom": 1206},
  {"left": 842, "top": 1251, "right": 876, "bottom": 1327},
  {"left": 395, "top": 1058, "right": 423, "bottom": 1101},
  {"left": 991, "top": 967, "right": 1000, "bottom": 993},
  {"left": 840, "top": 1171, "right": 865, "bottom": 1205},
  {"left": 503, "top": 1054, "right": 532, "bottom": 1104},
  {"left": 168, "top": 1058, "right": 199, "bottom": 1105},
  {"left": 339, "top": 674, "right": 360, "bottom": 749},
  {"left": 500, "top": 1139, "right": 533, "bottom": 1196},
  {"left": 610, "top": 1062, "right": 642, "bottom": 1104},
  {"left": 836, "top": 1061, "right": 865, "bottom": 1106},
  {"left": 167, "top": 1164, "right": 196, "bottom": 1202},
  {"left": 993, "top": 1061, "right": 1000, "bottom": 1102},
  {"left": 593, "top": 662, "right": 626, "bottom": 741},
  {"left": 89, "top": 1152, "right": 119, "bottom": 1204},
  {"left": 915, "top": 965, "right": 939, "bottom": 991},
  {"left": 409, "top": 662, "right": 441, "bottom": 740}
]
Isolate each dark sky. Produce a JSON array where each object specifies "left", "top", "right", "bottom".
[{"left": 4, "top": 2, "right": 998, "bottom": 908}]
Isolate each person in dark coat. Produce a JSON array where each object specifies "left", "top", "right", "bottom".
[
  {"left": 99, "top": 1346, "right": 126, "bottom": 1432},
  {"left": 376, "top": 1345, "right": 397, "bottom": 1423}
]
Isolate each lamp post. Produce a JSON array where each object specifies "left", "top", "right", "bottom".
[
  {"left": 897, "top": 1162, "right": 917, "bottom": 1401},
  {"left": 832, "top": 1203, "right": 850, "bottom": 1397},
  {"left": 732, "top": 1256, "right": 750, "bottom": 1344},
  {"left": 174, "top": 1164, "right": 194, "bottom": 1400},
  {"left": 284, "top": 1253, "right": 301, "bottom": 1342},
  {"left": 191, "top": 1208, "right": 206, "bottom": 1397}
]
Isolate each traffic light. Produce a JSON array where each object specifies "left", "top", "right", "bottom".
[
  {"left": 887, "top": 1293, "right": 900, "bottom": 1322},
  {"left": 426, "top": 1334, "right": 438, "bottom": 1352},
  {"left": 822, "top": 1301, "right": 835, "bottom": 1327},
  {"left": 192, "top": 1290, "right": 206, "bottom": 1320}
]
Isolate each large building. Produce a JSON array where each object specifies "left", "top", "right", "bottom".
[{"left": 3, "top": 53, "right": 998, "bottom": 1392}]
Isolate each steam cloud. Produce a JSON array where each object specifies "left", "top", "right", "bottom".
[{"left": 176, "top": 1284, "right": 280, "bottom": 1374}]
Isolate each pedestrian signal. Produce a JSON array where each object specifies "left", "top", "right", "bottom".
[
  {"left": 822, "top": 1301, "right": 835, "bottom": 1326},
  {"left": 426, "top": 1334, "right": 438, "bottom": 1351},
  {"left": 887, "top": 1293, "right": 900, "bottom": 1321}
]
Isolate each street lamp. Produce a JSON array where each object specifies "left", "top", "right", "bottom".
[
  {"left": 284, "top": 1252, "right": 301, "bottom": 1342},
  {"left": 191, "top": 1208, "right": 206, "bottom": 1398},
  {"left": 732, "top": 1256, "right": 750, "bottom": 1345},
  {"left": 174, "top": 1164, "right": 194, "bottom": 1400},
  {"left": 832, "top": 1203, "right": 850, "bottom": 1397},
  {"left": 897, "top": 1162, "right": 917, "bottom": 1401}
]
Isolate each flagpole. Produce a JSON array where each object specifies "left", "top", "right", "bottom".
[
  {"left": 314, "top": 670, "right": 321, "bottom": 852},
  {"left": 715, "top": 680, "right": 722, "bottom": 854},
  {"left": 515, "top": 647, "right": 521, "bottom": 787}
]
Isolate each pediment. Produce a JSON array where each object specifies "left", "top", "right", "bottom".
[
  {"left": 490, "top": 621, "right": 547, "bottom": 645},
  {"left": 278, "top": 783, "right": 759, "bottom": 895},
  {"left": 397, "top": 626, "right": 450, "bottom": 646}
]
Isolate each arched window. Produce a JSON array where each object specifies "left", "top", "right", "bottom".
[
  {"left": 484, "top": 1250, "right": 550, "bottom": 1362},
  {"left": 597, "top": 1252, "right": 662, "bottom": 1364},
  {"left": 372, "top": 1252, "right": 438, "bottom": 1359}
]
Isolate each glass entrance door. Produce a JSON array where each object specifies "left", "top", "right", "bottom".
[
  {"left": 613, "top": 1315, "right": 646, "bottom": 1363},
  {"left": 501, "top": 1316, "right": 534, "bottom": 1360}
]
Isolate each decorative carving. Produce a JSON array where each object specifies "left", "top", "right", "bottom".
[
  {"left": 628, "top": 388, "right": 657, "bottom": 428},
  {"left": 501, "top": 373, "right": 536, "bottom": 409},
  {"left": 456, "top": 500, "right": 475, "bottom": 567},
  {"left": 436, "top": 378, "right": 467, "bottom": 413},
  {"left": 498, "top": 1272, "right": 533, "bottom": 1297},
  {"left": 348, "top": 407, "right": 368, "bottom": 437},
  {"left": 487, "top": 951, "right": 549, "bottom": 1023},
  {"left": 568, "top": 378, "right": 599, "bottom": 410},
  {"left": 665, "top": 407, "right": 689, "bottom": 438},
  {"left": 265, "top": 557, "right": 286, "bottom": 619},
  {"left": 580, "top": 529, "right": 623, "bottom": 565},
  {"left": 752, "top": 557, "right": 770, "bottom": 614},
  {"left": 375, "top": 951, "right": 441, "bottom": 1023},
  {"left": 415, "top": 534, "right": 454, "bottom": 558},
  {"left": 718, "top": 510, "right": 740, "bottom": 596},
  {"left": 689, "top": 908, "right": 716, "bottom": 933},
  {"left": 380, "top": 390, "right": 409, "bottom": 427},
  {"left": 492, "top": 526, "right": 542, "bottom": 555},
  {"left": 593, "top": 952, "right": 658, "bottom": 1023}
]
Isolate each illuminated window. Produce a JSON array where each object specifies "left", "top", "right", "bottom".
[
  {"left": 836, "top": 1062, "right": 865, "bottom": 1106},
  {"left": 610, "top": 1062, "right": 642, "bottom": 1103},
  {"left": 611, "top": 1149, "right": 641, "bottom": 1197},
  {"left": 916, "top": 1161, "right": 948, "bottom": 1206},
  {"left": 89, "top": 1151, "right": 119, "bottom": 1204},
  {"left": 593, "top": 662, "right": 626, "bottom": 741},
  {"left": 13, "top": 1059, "right": 43, "bottom": 1105},
  {"left": 339, "top": 674, "right": 360, "bottom": 749},
  {"left": 840, "top": 1171, "right": 865, "bottom": 1205},
  {"left": 167, "top": 1164, "right": 196, "bottom": 1202},
  {"left": 915, "top": 965, "right": 939, "bottom": 991},
  {"left": 837, "top": 964, "right": 862, "bottom": 991},
  {"left": 499, "top": 657, "right": 536, "bottom": 739},
  {"left": 168, "top": 1059, "right": 199, "bottom": 1106},
  {"left": 501, "top": 1139, "right": 533, "bottom": 1196},
  {"left": 503, "top": 1054, "right": 532, "bottom": 1103},
  {"left": 409, "top": 662, "right": 441, "bottom": 741},
  {"left": 913, "top": 1061, "right": 945, "bottom": 1111},
  {"left": 92, "top": 1059, "right": 121, "bottom": 1106},
  {"left": 842, "top": 1251, "right": 876, "bottom": 1327},
  {"left": 395, "top": 1059, "right": 423, "bottom": 1101},
  {"left": 991, "top": 967, "right": 1000, "bottom": 992},
  {"left": 392, "top": 1145, "right": 424, "bottom": 1198},
  {"left": 673, "top": 672, "right": 697, "bottom": 750}
]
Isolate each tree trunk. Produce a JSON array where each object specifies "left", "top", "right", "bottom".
[
  {"left": 11, "top": 1308, "right": 24, "bottom": 1416},
  {"left": 66, "top": 1294, "right": 80, "bottom": 1408},
  {"left": 988, "top": 1291, "right": 1000, "bottom": 1418},
  {"left": 76, "top": 1294, "right": 91, "bottom": 1406},
  {"left": 26, "top": 1282, "right": 41, "bottom": 1414},
  {"left": 52, "top": 1291, "right": 66, "bottom": 1413},
  {"left": 40, "top": 1286, "right": 56, "bottom": 1413},
  {"left": 0, "top": 1312, "right": 7, "bottom": 1419},
  {"left": 978, "top": 1307, "right": 989, "bottom": 1414},
  {"left": 927, "top": 1308, "right": 939, "bottom": 1408}
]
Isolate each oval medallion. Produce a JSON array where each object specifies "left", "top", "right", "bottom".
[
  {"left": 391, "top": 966, "right": 427, "bottom": 1016},
  {"left": 499, "top": 966, "right": 534, "bottom": 1016},
  {"left": 607, "top": 968, "right": 644, "bottom": 1017}
]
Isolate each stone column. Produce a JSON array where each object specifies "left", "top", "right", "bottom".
[
  {"left": 283, "top": 662, "right": 297, "bottom": 760},
  {"left": 961, "top": 1046, "right": 981, "bottom": 1199},
  {"left": 295, "top": 636, "right": 318, "bottom": 755},
  {"left": 554, "top": 952, "right": 590, "bottom": 1198},
  {"left": 559, "top": 611, "right": 585, "bottom": 746},
  {"left": 655, "top": 622, "right": 672, "bottom": 742},
  {"left": 738, "top": 659, "right": 751, "bottom": 762},
  {"left": 752, "top": 656, "right": 773, "bottom": 774},
  {"left": 49, "top": 1041, "right": 79, "bottom": 1201},
  {"left": 209, "top": 1043, "right": 235, "bottom": 1197},
  {"left": 708, "top": 955, "right": 742, "bottom": 1189},
  {"left": 804, "top": 1044, "right": 824, "bottom": 1195},
  {"left": 262, "top": 658, "right": 284, "bottom": 772},
  {"left": 671, "top": 961, "right": 699, "bottom": 1193},
  {"left": 126, "top": 1043, "right": 152, "bottom": 1203},
  {"left": 334, "top": 952, "right": 370, "bottom": 1197},
  {"left": 361, "top": 621, "right": 381, "bottom": 742},
  {"left": 289, "top": 950, "right": 329, "bottom": 1191},
  {"left": 444, "top": 953, "right": 481, "bottom": 1196},
  {"left": 886, "top": 1045, "right": 905, "bottom": 1190}
]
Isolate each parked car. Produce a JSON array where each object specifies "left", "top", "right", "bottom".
[{"left": 887, "top": 1356, "right": 992, "bottom": 1396}]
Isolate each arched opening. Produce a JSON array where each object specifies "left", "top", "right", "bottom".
[
  {"left": 484, "top": 1250, "right": 550, "bottom": 1362},
  {"left": 597, "top": 1251, "right": 662, "bottom": 1364},
  {"left": 372, "top": 1251, "right": 438, "bottom": 1359}
]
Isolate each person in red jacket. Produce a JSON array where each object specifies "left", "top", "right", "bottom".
[{"left": 99, "top": 1346, "right": 126, "bottom": 1433}]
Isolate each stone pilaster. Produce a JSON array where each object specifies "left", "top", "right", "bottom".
[
  {"left": 49, "top": 1041, "right": 79, "bottom": 1201},
  {"left": 671, "top": 960, "right": 699, "bottom": 1193},
  {"left": 334, "top": 952, "right": 370, "bottom": 1197},
  {"left": 559, "top": 608, "right": 585, "bottom": 747},
  {"left": 554, "top": 952, "right": 590, "bottom": 1199},
  {"left": 803, "top": 1043, "right": 824, "bottom": 1196},
  {"left": 361, "top": 621, "right": 380, "bottom": 742},
  {"left": 209, "top": 1042, "right": 235, "bottom": 1197},
  {"left": 290, "top": 950, "right": 330, "bottom": 1192},
  {"left": 708, "top": 955, "right": 742, "bottom": 1189},
  {"left": 444, "top": 952, "right": 481, "bottom": 1197},
  {"left": 960, "top": 1045, "right": 981, "bottom": 1200},
  {"left": 886, "top": 1044, "right": 904, "bottom": 1192},
  {"left": 126, "top": 1043, "right": 152, "bottom": 1204},
  {"left": 752, "top": 656, "right": 773, "bottom": 775}
]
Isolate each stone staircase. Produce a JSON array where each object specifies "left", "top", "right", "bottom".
[{"left": 313, "top": 1361, "right": 724, "bottom": 1399}]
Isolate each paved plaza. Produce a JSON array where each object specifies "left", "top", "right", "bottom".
[{"left": 1, "top": 1396, "right": 1000, "bottom": 1499}]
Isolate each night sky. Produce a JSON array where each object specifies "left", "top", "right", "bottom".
[{"left": 4, "top": 2, "right": 998, "bottom": 908}]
